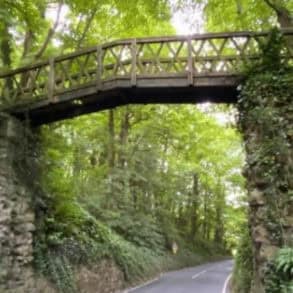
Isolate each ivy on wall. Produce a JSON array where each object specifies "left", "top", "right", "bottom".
[{"left": 235, "top": 28, "right": 293, "bottom": 292}]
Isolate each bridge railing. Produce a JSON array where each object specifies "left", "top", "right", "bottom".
[{"left": 0, "top": 30, "right": 292, "bottom": 107}]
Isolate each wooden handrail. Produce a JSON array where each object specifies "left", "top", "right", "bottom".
[{"left": 1, "top": 29, "right": 292, "bottom": 78}]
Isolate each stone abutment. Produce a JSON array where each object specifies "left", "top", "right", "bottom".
[
  {"left": 239, "top": 70, "right": 293, "bottom": 293},
  {"left": 0, "top": 113, "right": 36, "bottom": 292}
]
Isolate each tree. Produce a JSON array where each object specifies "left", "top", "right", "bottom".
[
  {"left": 203, "top": 0, "right": 292, "bottom": 30},
  {"left": 0, "top": 0, "right": 173, "bottom": 69}
]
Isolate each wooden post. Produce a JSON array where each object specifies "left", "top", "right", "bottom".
[
  {"left": 187, "top": 37, "right": 193, "bottom": 86},
  {"left": 97, "top": 45, "right": 102, "bottom": 90},
  {"left": 48, "top": 57, "right": 55, "bottom": 102},
  {"left": 131, "top": 39, "right": 137, "bottom": 86}
]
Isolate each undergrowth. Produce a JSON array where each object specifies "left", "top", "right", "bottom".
[
  {"left": 264, "top": 247, "right": 293, "bottom": 293},
  {"left": 232, "top": 224, "right": 253, "bottom": 293},
  {"left": 34, "top": 195, "right": 214, "bottom": 292}
]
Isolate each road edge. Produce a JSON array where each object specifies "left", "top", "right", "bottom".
[
  {"left": 222, "top": 273, "right": 232, "bottom": 293},
  {"left": 121, "top": 275, "right": 161, "bottom": 293}
]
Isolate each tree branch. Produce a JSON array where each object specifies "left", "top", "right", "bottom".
[
  {"left": 236, "top": 0, "right": 242, "bottom": 15},
  {"left": 22, "top": 30, "right": 34, "bottom": 58},
  {"left": 75, "top": 14, "right": 84, "bottom": 35},
  {"left": 34, "top": 1, "right": 63, "bottom": 59},
  {"left": 263, "top": 0, "right": 292, "bottom": 28},
  {"left": 263, "top": 0, "right": 279, "bottom": 12},
  {"left": 76, "top": 9, "right": 98, "bottom": 49}
]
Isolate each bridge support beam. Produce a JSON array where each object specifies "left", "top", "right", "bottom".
[
  {"left": 0, "top": 113, "right": 36, "bottom": 292},
  {"left": 239, "top": 71, "right": 292, "bottom": 293}
]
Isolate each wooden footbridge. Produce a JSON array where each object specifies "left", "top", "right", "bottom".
[{"left": 0, "top": 30, "right": 292, "bottom": 125}]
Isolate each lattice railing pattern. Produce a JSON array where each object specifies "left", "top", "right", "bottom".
[{"left": 0, "top": 30, "right": 292, "bottom": 107}]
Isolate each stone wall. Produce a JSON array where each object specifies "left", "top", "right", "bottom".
[
  {"left": 0, "top": 113, "right": 35, "bottom": 292},
  {"left": 238, "top": 70, "right": 293, "bottom": 293},
  {"left": 0, "top": 113, "right": 126, "bottom": 293}
]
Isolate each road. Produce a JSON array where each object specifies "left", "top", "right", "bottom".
[{"left": 127, "top": 259, "right": 233, "bottom": 293}]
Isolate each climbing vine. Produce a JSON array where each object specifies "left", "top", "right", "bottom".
[{"left": 239, "top": 68, "right": 292, "bottom": 238}]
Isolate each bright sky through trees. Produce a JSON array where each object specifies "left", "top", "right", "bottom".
[
  {"left": 46, "top": 1, "right": 205, "bottom": 38},
  {"left": 171, "top": 0, "right": 205, "bottom": 34}
]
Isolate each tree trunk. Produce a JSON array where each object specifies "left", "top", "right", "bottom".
[
  {"left": 118, "top": 107, "right": 130, "bottom": 168},
  {"left": 116, "top": 107, "right": 131, "bottom": 207},
  {"left": 263, "top": 0, "right": 292, "bottom": 28},
  {"left": 190, "top": 173, "right": 199, "bottom": 240},
  {"left": 214, "top": 184, "right": 225, "bottom": 246},
  {"left": 0, "top": 21, "right": 13, "bottom": 92},
  {"left": 0, "top": 22, "right": 12, "bottom": 68},
  {"left": 214, "top": 205, "right": 224, "bottom": 245},
  {"left": 108, "top": 109, "right": 116, "bottom": 169},
  {"left": 202, "top": 190, "right": 209, "bottom": 240}
]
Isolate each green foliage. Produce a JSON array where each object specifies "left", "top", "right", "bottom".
[
  {"left": 238, "top": 68, "right": 292, "bottom": 246},
  {"left": 264, "top": 247, "right": 293, "bottom": 293},
  {"left": 35, "top": 249, "right": 77, "bottom": 293},
  {"left": 34, "top": 103, "right": 244, "bottom": 291},
  {"left": 102, "top": 209, "right": 166, "bottom": 253},
  {"left": 260, "top": 28, "right": 284, "bottom": 71},
  {"left": 0, "top": 0, "right": 173, "bottom": 68},
  {"left": 203, "top": 0, "right": 292, "bottom": 31},
  {"left": 243, "top": 28, "right": 289, "bottom": 76},
  {"left": 232, "top": 224, "right": 253, "bottom": 293}
]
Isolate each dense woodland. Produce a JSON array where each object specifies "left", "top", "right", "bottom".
[{"left": 0, "top": 1, "right": 292, "bottom": 292}]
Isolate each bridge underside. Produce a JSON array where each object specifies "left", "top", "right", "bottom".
[{"left": 9, "top": 76, "right": 239, "bottom": 126}]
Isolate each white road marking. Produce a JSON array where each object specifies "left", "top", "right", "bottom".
[
  {"left": 192, "top": 269, "right": 207, "bottom": 279},
  {"left": 123, "top": 276, "right": 161, "bottom": 292},
  {"left": 222, "top": 273, "right": 232, "bottom": 293}
]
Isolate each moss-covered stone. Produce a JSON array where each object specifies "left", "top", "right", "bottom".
[
  {"left": 0, "top": 113, "right": 36, "bottom": 292},
  {"left": 238, "top": 68, "right": 293, "bottom": 293}
]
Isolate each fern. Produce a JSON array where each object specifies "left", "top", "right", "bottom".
[{"left": 265, "top": 247, "right": 293, "bottom": 293}]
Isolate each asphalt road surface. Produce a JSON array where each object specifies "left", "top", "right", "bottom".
[{"left": 128, "top": 259, "right": 233, "bottom": 293}]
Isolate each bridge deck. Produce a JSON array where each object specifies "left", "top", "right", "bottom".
[{"left": 0, "top": 30, "right": 292, "bottom": 125}]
